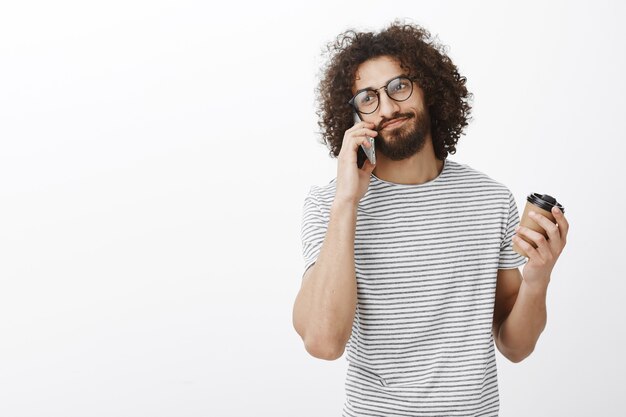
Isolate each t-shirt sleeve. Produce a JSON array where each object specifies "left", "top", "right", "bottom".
[
  {"left": 300, "top": 187, "right": 329, "bottom": 276},
  {"left": 498, "top": 191, "right": 527, "bottom": 269}
]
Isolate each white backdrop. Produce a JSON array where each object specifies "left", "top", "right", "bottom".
[{"left": 1, "top": 1, "right": 625, "bottom": 416}]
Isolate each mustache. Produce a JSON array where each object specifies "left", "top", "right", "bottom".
[{"left": 376, "top": 112, "right": 414, "bottom": 132}]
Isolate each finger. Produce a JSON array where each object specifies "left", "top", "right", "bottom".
[
  {"left": 551, "top": 206, "right": 569, "bottom": 243},
  {"left": 356, "top": 134, "right": 376, "bottom": 149},
  {"left": 512, "top": 234, "right": 541, "bottom": 261},
  {"left": 515, "top": 226, "right": 552, "bottom": 260},
  {"left": 348, "top": 121, "right": 376, "bottom": 133},
  {"left": 349, "top": 127, "right": 378, "bottom": 139},
  {"left": 528, "top": 211, "right": 561, "bottom": 247},
  {"left": 338, "top": 135, "right": 375, "bottom": 162},
  {"left": 361, "top": 158, "right": 376, "bottom": 173},
  {"left": 353, "top": 121, "right": 376, "bottom": 129},
  {"left": 343, "top": 134, "right": 376, "bottom": 154}
]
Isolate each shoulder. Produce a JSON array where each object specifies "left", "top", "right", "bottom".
[
  {"left": 306, "top": 178, "right": 337, "bottom": 205},
  {"left": 303, "top": 178, "right": 337, "bottom": 218},
  {"left": 445, "top": 159, "right": 513, "bottom": 198}
]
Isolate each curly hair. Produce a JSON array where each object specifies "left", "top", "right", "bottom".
[{"left": 316, "top": 21, "right": 472, "bottom": 161}]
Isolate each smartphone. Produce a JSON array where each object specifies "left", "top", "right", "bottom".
[{"left": 353, "top": 112, "right": 376, "bottom": 168}]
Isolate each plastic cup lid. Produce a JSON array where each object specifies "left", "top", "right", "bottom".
[{"left": 527, "top": 193, "right": 565, "bottom": 214}]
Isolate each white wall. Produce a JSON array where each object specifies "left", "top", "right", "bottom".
[{"left": 1, "top": 1, "right": 624, "bottom": 416}]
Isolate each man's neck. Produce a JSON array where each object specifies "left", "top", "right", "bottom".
[{"left": 371, "top": 138, "right": 444, "bottom": 185}]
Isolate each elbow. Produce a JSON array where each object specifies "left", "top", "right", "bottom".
[
  {"left": 504, "top": 345, "right": 535, "bottom": 363},
  {"left": 294, "top": 321, "right": 346, "bottom": 360},
  {"left": 304, "top": 337, "right": 345, "bottom": 361},
  {"left": 506, "top": 352, "right": 530, "bottom": 363},
  {"left": 495, "top": 330, "right": 539, "bottom": 363},
  {"left": 292, "top": 306, "right": 349, "bottom": 361}
]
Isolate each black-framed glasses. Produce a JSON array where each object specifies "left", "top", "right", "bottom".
[{"left": 348, "top": 76, "right": 414, "bottom": 114}]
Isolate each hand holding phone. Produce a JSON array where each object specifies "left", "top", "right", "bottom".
[
  {"left": 334, "top": 112, "right": 378, "bottom": 205},
  {"left": 353, "top": 112, "right": 376, "bottom": 168}
]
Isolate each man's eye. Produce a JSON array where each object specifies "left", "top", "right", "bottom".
[
  {"left": 358, "top": 92, "right": 376, "bottom": 105},
  {"left": 392, "top": 82, "right": 408, "bottom": 91}
]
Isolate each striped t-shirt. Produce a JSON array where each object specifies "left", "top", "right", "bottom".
[{"left": 300, "top": 158, "right": 526, "bottom": 417}]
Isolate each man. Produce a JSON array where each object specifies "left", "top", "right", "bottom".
[{"left": 292, "top": 22, "right": 569, "bottom": 416}]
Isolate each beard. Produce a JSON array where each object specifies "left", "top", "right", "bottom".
[{"left": 375, "top": 110, "right": 431, "bottom": 161}]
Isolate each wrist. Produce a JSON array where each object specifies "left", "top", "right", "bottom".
[
  {"left": 521, "top": 278, "right": 549, "bottom": 297},
  {"left": 331, "top": 198, "right": 359, "bottom": 213}
]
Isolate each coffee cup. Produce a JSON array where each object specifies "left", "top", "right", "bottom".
[{"left": 512, "top": 193, "right": 565, "bottom": 258}]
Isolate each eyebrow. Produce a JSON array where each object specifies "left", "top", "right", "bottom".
[{"left": 354, "top": 74, "right": 408, "bottom": 95}]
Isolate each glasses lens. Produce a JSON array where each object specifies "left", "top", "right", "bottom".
[
  {"left": 354, "top": 90, "right": 378, "bottom": 113},
  {"left": 387, "top": 77, "right": 413, "bottom": 101}
]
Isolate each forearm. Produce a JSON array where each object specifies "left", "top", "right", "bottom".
[
  {"left": 293, "top": 200, "right": 358, "bottom": 359},
  {"left": 496, "top": 280, "right": 548, "bottom": 362}
]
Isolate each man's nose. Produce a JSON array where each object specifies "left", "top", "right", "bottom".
[{"left": 377, "top": 90, "right": 401, "bottom": 121}]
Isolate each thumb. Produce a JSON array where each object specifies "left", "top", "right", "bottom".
[{"left": 362, "top": 159, "right": 376, "bottom": 174}]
